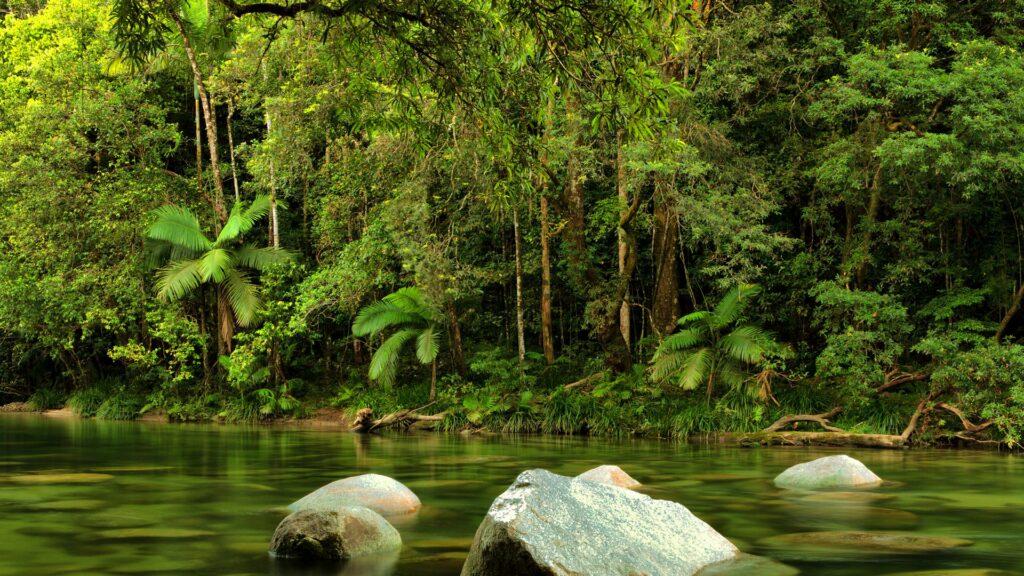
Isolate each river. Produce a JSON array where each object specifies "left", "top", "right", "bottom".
[{"left": 0, "top": 414, "right": 1020, "bottom": 575}]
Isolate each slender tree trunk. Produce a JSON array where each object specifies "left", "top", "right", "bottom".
[
  {"left": 194, "top": 89, "right": 204, "bottom": 197},
  {"left": 540, "top": 194, "right": 555, "bottom": 364},
  {"left": 652, "top": 178, "right": 680, "bottom": 337},
  {"left": 856, "top": 163, "right": 884, "bottom": 286},
  {"left": 995, "top": 283, "right": 1024, "bottom": 343},
  {"left": 448, "top": 303, "right": 467, "bottom": 376},
  {"left": 171, "top": 12, "right": 227, "bottom": 224},
  {"left": 430, "top": 360, "right": 437, "bottom": 402},
  {"left": 513, "top": 208, "right": 526, "bottom": 365},
  {"left": 265, "top": 109, "right": 280, "bottom": 248},
  {"left": 616, "top": 130, "right": 630, "bottom": 349},
  {"left": 217, "top": 287, "right": 234, "bottom": 356},
  {"left": 227, "top": 98, "right": 240, "bottom": 203}
]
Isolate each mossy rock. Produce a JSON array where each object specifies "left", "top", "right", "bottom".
[
  {"left": 759, "top": 530, "right": 972, "bottom": 556},
  {"left": 97, "top": 528, "right": 216, "bottom": 540},
  {"left": 6, "top": 473, "right": 113, "bottom": 484},
  {"left": 698, "top": 554, "right": 800, "bottom": 576}
]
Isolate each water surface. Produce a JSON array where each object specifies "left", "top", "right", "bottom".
[{"left": 0, "top": 415, "right": 1020, "bottom": 575}]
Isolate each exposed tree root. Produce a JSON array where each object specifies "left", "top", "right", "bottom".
[{"left": 351, "top": 403, "right": 448, "bottom": 433}]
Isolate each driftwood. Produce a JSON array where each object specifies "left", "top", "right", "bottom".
[
  {"left": 351, "top": 403, "right": 448, "bottom": 433},
  {"left": 763, "top": 407, "right": 844, "bottom": 432}
]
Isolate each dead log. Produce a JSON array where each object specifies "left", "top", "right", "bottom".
[
  {"left": 734, "top": 431, "right": 910, "bottom": 449},
  {"left": 351, "top": 403, "right": 448, "bottom": 433},
  {"left": 763, "top": 407, "right": 844, "bottom": 432}
]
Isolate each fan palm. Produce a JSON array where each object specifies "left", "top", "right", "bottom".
[
  {"left": 146, "top": 196, "right": 292, "bottom": 354},
  {"left": 651, "top": 284, "right": 786, "bottom": 399},
  {"left": 352, "top": 287, "right": 444, "bottom": 400}
]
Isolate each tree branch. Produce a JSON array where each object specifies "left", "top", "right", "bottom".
[{"left": 763, "top": 407, "right": 844, "bottom": 432}]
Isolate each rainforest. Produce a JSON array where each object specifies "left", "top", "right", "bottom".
[{"left": 1, "top": 0, "right": 1024, "bottom": 448}]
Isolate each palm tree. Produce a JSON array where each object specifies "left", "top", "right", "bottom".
[
  {"left": 146, "top": 196, "right": 292, "bottom": 355},
  {"left": 651, "top": 284, "right": 786, "bottom": 399},
  {"left": 352, "top": 287, "right": 443, "bottom": 400}
]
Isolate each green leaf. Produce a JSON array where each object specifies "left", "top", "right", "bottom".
[
  {"left": 675, "top": 347, "right": 713, "bottom": 391},
  {"left": 368, "top": 328, "right": 418, "bottom": 387},
  {"left": 415, "top": 325, "right": 440, "bottom": 364},
  {"left": 352, "top": 300, "right": 421, "bottom": 337},
  {"left": 147, "top": 205, "right": 212, "bottom": 252},
  {"left": 155, "top": 259, "right": 203, "bottom": 301},
  {"left": 711, "top": 283, "right": 761, "bottom": 330},
  {"left": 198, "top": 248, "right": 232, "bottom": 282},
  {"left": 234, "top": 245, "right": 294, "bottom": 271},
  {"left": 719, "top": 325, "right": 774, "bottom": 364},
  {"left": 223, "top": 269, "right": 261, "bottom": 327}
]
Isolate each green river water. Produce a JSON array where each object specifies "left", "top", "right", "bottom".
[{"left": 0, "top": 414, "right": 1021, "bottom": 575}]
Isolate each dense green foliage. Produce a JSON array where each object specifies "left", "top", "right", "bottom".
[{"left": 2, "top": 0, "right": 1024, "bottom": 445}]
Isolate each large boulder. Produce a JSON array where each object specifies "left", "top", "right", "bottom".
[
  {"left": 575, "top": 465, "right": 641, "bottom": 490},
  {"left": 288, "top": 474, "right": 421, "bottom": 517},
  {"left": 461, "top": 469, "right": 738, "bottom": 576},
  {"left": 269, "top": 507, "right": 401, "bottom": 560},
  {"left": 773, "top": 455, "right": 882, "bottom": 490}
]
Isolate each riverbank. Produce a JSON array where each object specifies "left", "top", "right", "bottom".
[{"left": 2, "top": 399, "right": 1012, "bottom": 451}]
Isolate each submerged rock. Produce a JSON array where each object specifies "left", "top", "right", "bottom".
[
  {"left": 773, "top": 455, "right": 882, "bottom": 490},
  {"left": 461, "top": 469, "right": 737, "bottom": 576},
  {"left": 575, "top": 465, "right": 641, "bottom": 489},
  {"left": 270, "top": 507, "right": 402, "bottom": 560},
  {"left": 759, "top": 530, "right": 972, "bottom": 555},
  {"left": 288, "top": 474, "right": 420, "bottom": 517}
]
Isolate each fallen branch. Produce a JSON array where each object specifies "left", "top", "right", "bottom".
[
  {"left": 876, "top": 368, "right": 927, "bottom": 393},
  {"left": 935, "top": 402, "right": 993, "bottom": 434},
  {"left": 735, "top": 393, "right": 938, "bottom": 450},
  {"left": 763, "top": 407, "right": 844, "bottom": 432},
  {"left": 351, "top": 402, "right": 448, "bottom": 433},
  {"left": 564, "top": 371, "right": 606, "bottom": 391}
]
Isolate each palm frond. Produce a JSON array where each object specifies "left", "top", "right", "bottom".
[
  {"left": 415, "top": 325, "right": 440, "bottom": 364},
  {"left": 147, "top": 205, "right": 212, "bottom": 251},
  {"left": 677, "top": 310, "right": 711, "bottom": 327},
  {"left": 718, "top": 360, "right": 750, "bottom": 393},
  {"left": 197, "top": 248, "right": 232, "bottom": 282},
  {"left": 143, "top": 238, "right": 171, "bottom": 269},
  {"left": 215, "top": 195, "right": 272, "bottom": 245},
  {"left": 654, "top": 328, "right": 707, "bottom": 356},
  {"left": 234, "top": 244, "right": 294, "bottom": 271},
  {"left": 674, "top": 347, "right": 714, "bottom": 391},
  {"left": 368, "top": 328, "right": 418, "bottom": 387},
  {"left": 224, "top": 269, "right": 261, "bottom": 327},
  {"left": 711, "top": 283, "right": 761, "bottom": 330},
  {"left": 155, "top": 259, "right": 203, "bottom": 301},
  {"left": 719, "top": 325, "right": 774, "bottom": 364},
  {"left": 352, "top": 300, "right": 421, "bottom": 337}
]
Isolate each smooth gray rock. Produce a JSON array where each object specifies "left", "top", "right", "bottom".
[
  {"left": 288, "top": 473, "right": 421, "bottom": 517},
  {"left": 773, "top": 455, "right": 882, "bottom": 490},
  {"left": 269, "top": 507, "right": 401, "bottom": 560},
  {"left": 575, "top": 465, "right": 641, "bottom": 489},
  {"left": 461, "top": 469, "right": 738, "bottom": 576}
]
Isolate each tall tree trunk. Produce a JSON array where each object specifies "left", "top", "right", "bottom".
[
  {"left": 430, "top": 360, "right": 437, "bottom": 402},
  {"left": 265, "top": 110, "right": 280, "bottom": 248},
  {"left": 513, "top": 208, "right": 526, "bottom": 365},
  {"left": 227, "top": 98, "right": 240, "bottom": 203},
  {"left": 616, "top": 130, "right": 631, "bottom": 349},
  {"left": 856, "top": 163, "right": 883, "bottom": 286},
  {"left": 448, "top": 303, "right": 467, "bottom": 376},
  {"left": 651, "top": 179, "right": 680, "bottom": 337},
  {"left": 194, "top": 87, "right": 204, "bottom": 197},
  {"left": 217, "top": 287, "right": 234, "bottom": 357},
  {"left": 171, "top": 13, "right": 227, "bottom": 224},
  {"left": 540, "top": 194, "right": 555, "bottom": 364}
]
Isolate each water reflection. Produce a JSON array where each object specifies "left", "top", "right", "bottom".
[{"left": 0, "top": 414, "right": 1020, "bottom": 576}]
